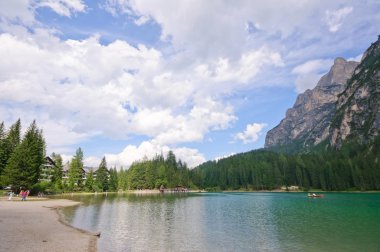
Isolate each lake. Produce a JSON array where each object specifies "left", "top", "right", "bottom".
[{"left": 58, "top": 192, "right": 380, "bottom": 252}]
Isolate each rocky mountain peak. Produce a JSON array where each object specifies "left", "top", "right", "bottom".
[
  {"left": 265, "top": 36, "right": 380, "bottom": 151},
  {"left": 316, "top": 57, "right": 358, "bottom": 88},
  {"left": 329, "top": 36, "right": 380, "bottom": 147},
  {"left": 265, "top": 57, "right": 359, "bottom": 149}
]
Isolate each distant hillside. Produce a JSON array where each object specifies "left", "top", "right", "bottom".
[
  {"left": 265, "top": 58, "right": 358, "bottom": 150},
  {"left": 191, "top": 136, "right": 380, "bottom": 191},
  {"left": 265, "top": 36, "right": 380, "bottom": 152},
  {"left": 330, "top": 36, "right": 380, "bottom": 148},
  {"left": 191, "top": 36, "right": 380, "bottom": 191}
]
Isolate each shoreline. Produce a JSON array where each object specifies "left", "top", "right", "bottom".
[{"left": 0, "top": 198, "right": 98, "bottom": 252}]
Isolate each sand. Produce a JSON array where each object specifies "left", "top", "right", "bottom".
[{"left": 0, "top": 198, "right": 98, "bottom": 252}]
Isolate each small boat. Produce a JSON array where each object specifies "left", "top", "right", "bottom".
[{"left": 308, "top": 193, "right": 324, "bottom": 198}]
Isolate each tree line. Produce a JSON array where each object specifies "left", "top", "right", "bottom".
[
  {"left": 191, "top": 137, "right": 380, "bottom": 191},
  {"left": 0, "top": 119, "right": 195, "bottom": 193},
  {"left": 1, "top": 119, "right": 379, "bottom": 193},
  {"left": 41, "top": 148, "right": 193, "bottom": 193},
  {"left": 0, "top": 119, "right": 45, "bottom": 192}
]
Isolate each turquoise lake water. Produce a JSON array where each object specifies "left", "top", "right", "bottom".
[{"left": 59, "top": 192, "right": 380, "bottom": 252}]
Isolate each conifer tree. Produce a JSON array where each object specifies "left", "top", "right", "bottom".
[
  {"left": 51, "top": 152, "right": 63, "bottom": 187},
  {"left": 117, "top": 167, "right": 128, "bottom": 190},
  {"left": 0, "top": 122, "right": 6, "bottom": 176},
  {"left": 85, "top": 169, "right": 95, "bottom": 192},
  {"left": 96, "top": 157, "right": 109, "bottom": 191},
  {"left": 108, "top": 167, "right": 118, "bottom": 191},
  {"left": 0, "top": 120, "right": 21, "bottom": 179},
  {"left": 1, "top": 120, "right": 45, "bottom": 189},
  {"left": 68, "top": 148, "right": 84, "bottom": 190}
]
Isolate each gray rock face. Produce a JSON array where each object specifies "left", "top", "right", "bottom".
[
  {"left": 265, "top": 58, "right": 358, "bottom": 149},
  {"left": 329, "top": 37, "right": 380, "bottom": 147}
]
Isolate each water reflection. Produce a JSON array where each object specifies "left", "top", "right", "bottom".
[{"left": 58, "top": 193, "right": 380, "bottom": 252}]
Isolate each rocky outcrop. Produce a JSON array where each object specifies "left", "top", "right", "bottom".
[
  {"left": 329, "top": 37, "right": 380, "bottom": 148},
  {"left": 265, "top": 58, "right": 359, "bottom": 149}
]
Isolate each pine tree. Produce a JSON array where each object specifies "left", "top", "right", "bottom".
[
  {"left": 51, "top": 153, "right": 63, "bottom": 187},
  {"left": 0, "top": 120, "right": 21, "bottom": 180},
  {"left": 1, "top": 120, "right": 45, "bottom": 189},
  {"left": 68, "top": 148, "right": 84, "bottom": 190},
  {"left": 117, "top": 167, "right": 128, "bottom": 190},
  {"left": 6, "top": 119, "right": 21, "bottom": 152},
  {"left": 96, "top": 157, "right": 109, "bottom": 191},
  {"left": 0, "top": 122, "right": 6, "bottom": 176},
  {"left": 108, "top": 167, "right": 118, "bottom": 191},
  {"left": 85, "top": 169, "right": 95, "bottom": 192}
]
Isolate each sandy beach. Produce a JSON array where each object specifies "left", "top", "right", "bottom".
[{"left": 0, "top": 198, "right": 97, "bottom": 252}]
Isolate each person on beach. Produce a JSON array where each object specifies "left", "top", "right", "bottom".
[
  {"left": 20, "top": 190, "right": 27, "bottom": 201},
  {"left": 8, "top": 191, "right": 13, "bottom": 201}
]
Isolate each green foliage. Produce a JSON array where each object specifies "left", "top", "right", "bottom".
[
  {"left": 192, "top": 137, "right": 380, "bottom": 191},
  {"left": 0, "top": 120, "right": 22, "bottom": 181},
  {"left": 108, "top": 167, "right": 118, "bottom": 191},
  {"left": 96, "top": 157, "right": 109, "bottom": 191},
  {"left": 117, "top": 167, "right": 128, "bottom": 190},
  {"left": 1, "top": 120, "right": 45, "bottom": 189},
  {"left": 51, "top": 153, "right": 63, "bottom": 187},
  {"left": 126, "top": 153, "right": 192, "bottom": 190},
  {"left": 31, "top": 181, "right": 51, "bottom": 195},
  {"left": 68, "top": 148, "right": 84, "bottom": 190},
  {"left": 85, "top": 169, "right": 95, "bottom": 192}
]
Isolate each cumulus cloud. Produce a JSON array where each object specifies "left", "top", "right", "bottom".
[
  {"left": 195, "top": 46, "right": 284, "bottom": 84},
  {"left": 105, "top": 141, "right": 206, "bottom": 169},
  {"left": 234, "top": 123, "right": 267, "bottom": 144},
  {"left": 37, "top": 0, "right": 86, "bottom": 17},
  {"left": 325, "top": 6, "right": 353, "bottom": 32},
  {"left": 0, "top": 29, "right": 238, "bottom": 158},
  {"left": 0, "top": 0, "right": 86, "bottom": 26},
  {"left": 1, "top": 0, "right": 379, "bottom": 167},
  {"left": 292, "top": 59, "right": 333, "bottom": 93}
]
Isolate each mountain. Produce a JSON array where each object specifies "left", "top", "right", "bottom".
[
  {"left": 265, "top": 36, "right": 380, "bottom": 151},
  {"left": 265, "top": 58, "right": 359, "bottom": 150},
  {"left": 192, "top": 36, "right": 380, "bottom": 192},
  {"left": 330, "top": 37, "right": 380, "bottom": 148}
]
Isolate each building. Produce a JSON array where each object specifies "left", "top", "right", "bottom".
[{"left": 39, "top": 156, "right": 57, "bottom": 182}]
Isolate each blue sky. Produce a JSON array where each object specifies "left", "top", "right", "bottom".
[{"left": 0, "top": 0, "right": 379, "bottom": 168}]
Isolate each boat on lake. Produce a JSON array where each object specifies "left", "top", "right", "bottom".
[{"left": 308, "top": 193, "right": 324, "bottom": 198}]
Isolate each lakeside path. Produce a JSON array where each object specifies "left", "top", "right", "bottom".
[{"left": 0, "top": 198, "right": 97, "bottom": 252}]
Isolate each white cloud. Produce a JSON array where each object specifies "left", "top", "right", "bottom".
[
  {"left": 234, "top": 123, "right": 267, "bottom": 144},
  {"left": 292, "top": 59, "right": 333, "bottom": 93},
  {"left": 84, "top": 156, "right": 102, "bottom": 168},
  {"left": 0, "top": 0, "right": 36, "bottom": 25},
  {"left": 0, "top": 19, "right": 239, "bottom": 159},
  {"left": 348, "top": 54, "right": 363, "bottom": 62},
  {"left": 1, "top": 0, "right": 379, "bottom": 168},
  {"left": 134, "top": 15, "right": 150, "bottom": 26},
  {"left": 37, "top": 0, "right": 86, "bottom": 17},
  {"left": 105, "top": 141, "right": 206, "bottom": 169},
  {"left": 325, "top": 6, "right": 353, "bottom": 33},
  {"left": 0, "top": 0, "right": 86, "bottom": 26},
  {"left": 214, "top": 153, "right": 235, "bottom": 162},
  {"left": 195, "top": 46, "right": 284, "bottom": 84}
]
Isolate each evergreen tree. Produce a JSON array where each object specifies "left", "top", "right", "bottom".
[
  {"left": 0, "top": 122, "right": 6, "bottom": 176},
  {"left": 1, "top": 120, "right": 45, "bottom": 189},
  {"left": 6, "top": 119, "right": 21, "bottom": 152},
  {"left": 0, "top": 120, "right": 21, "bottom": 180},
  {"left": 51, "top": 153, "right": 63, "bottom": 187},
  {"left": 117, "top": 167, "right": 128, "bottom": 190},
  {"left": 85, "top": 169, "right": 95, "bottom": 192},
  {"left": 68, "top": 148, "right": 84, "bottom": 190},
  {"left": 108, "top": 167, "right": 118, "bottom": 191},
  {"left": 96, "top": 157, "right": 109, "bottom": 191}
]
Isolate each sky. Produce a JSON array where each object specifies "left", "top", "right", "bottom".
[{"left": 0, "top": 0, "right": 379, "bottom": 169}]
